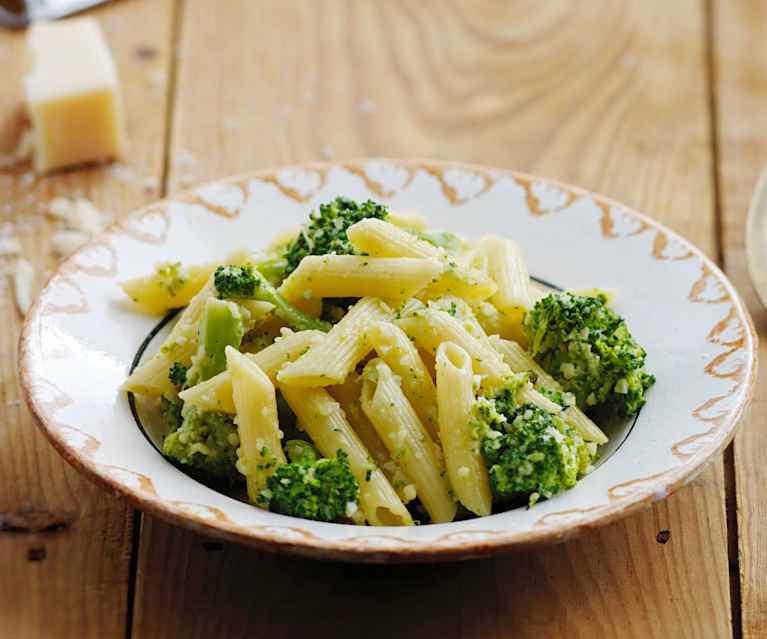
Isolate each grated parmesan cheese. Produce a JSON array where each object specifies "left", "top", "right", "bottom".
[{"left": 0, "top": 233, "right": 22, "bottom": 257}]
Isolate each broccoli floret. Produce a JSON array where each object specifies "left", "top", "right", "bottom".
[
  {"left": 476, "top": 398, "right": 594, "bottom": 506},
  {"left": 214, "top": 263, "right": 330, "bottom": 333},
  {"left": 523, "top": 292, "right": 655, "bottom": 417},
  {"left": 160, "top": 396, "right": 184, "bottom": 432},
  {"left": 214, "top": 263, "right": 258, "bottom": 298},
  {"left": 168, "top": 362, "right": 188, "bottom": 387},
  {"left": 283, "top": 196, "right": 389, "bottom": 275},
  {"left": 162, "top": 407, "right": 241, "bottom": 486},
  {"left": 263, "top": 442, "right": 359, "bottom": 522}
]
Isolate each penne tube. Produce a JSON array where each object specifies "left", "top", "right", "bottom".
[
  {"left": 562, "top": 405, "right": 609, "bottom": 444},
  {"left": 367, "top": 321, "right": 439, "bottom": 440},
  {"left": 120, "top": 261, "right": 218, "bottom": 315},
  {"left": 348, "top": 217, "right": 441, "bottom": 259},
  {"left": 489, "top": 336, "right": 608, "bottom": 444},
  {"left": 395, "top": 308, "right": 510, "bottom": 387},
  {"left": 479, "top": 236, "right": 534, "bottom": 312},
  {"left": 225, "top": 347, "right": 286, "bottom": 503},
  {"left": 360, "top": 359, "right": 456, "bottom": 524},
  {"left": 489, "top": 336, "right": 559, "bottom": 387},
  {"left": 239, "top": 300, "right": 276, "bottom": 327},
  {"left": 347, "top": 219, "right": 497, "bottom": 301},
  {"left": 518, "top": 385, "right": 562, "bottom": 413},
  {"left": 278, "top": 255, "right": 442, "bottom": 304},
  {"left": 329, "top": 375, "right": 415, "bottom": 503},
  {"left": 388, "top": 209, "right": 427, "bottom": 230},
  {"left": 279, "top": 384, "right": 413, "bottom": 526},
  {"left": 179, "top": 329, "right": 324, "bottom": 413},
  {"left": 435, "top": 342, "right": 492, "bottom": 517},
  {"left": 277, "top": 297, "right": 391, "bottom": 387}
]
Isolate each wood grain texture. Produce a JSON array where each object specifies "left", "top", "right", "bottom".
[
  {"left": 712, "top": 1, "right": 767, "bottom": 636},
  {"left": 0, "top": 1, "right": 173, "bottom": 636},
  {"left": 132, "top": 2, "right": 732, "bottom": 638}
]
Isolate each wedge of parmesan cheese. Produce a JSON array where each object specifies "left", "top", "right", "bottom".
[{"left": 25, "top": 18, "right": 127, "bottom": 173}]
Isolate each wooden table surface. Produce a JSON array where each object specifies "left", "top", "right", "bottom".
[{"left": 1, "top": 1, "right": 765, "bottom": 637}]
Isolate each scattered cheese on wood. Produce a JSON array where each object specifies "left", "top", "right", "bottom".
[
  {"left": 14, "top": 258, "right": 35, "bottom": 316},
  {"left": 47, "top": 196, "right": 104, "bottom": 234},
  {"left": 0, "top": 128, "right": 34, "bottom": 169},
  {"left": 24, "top": 18, "right": 127, "bottom": 173},
  {"left": 0, "top": 232, "right": 22, "bottom": 257}
]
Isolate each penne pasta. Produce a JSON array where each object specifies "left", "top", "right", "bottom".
[
  {"left": 388, "top": 209, "right": 427, "bottom": 230},
  {"left": 278, "top": 255, "right": 442, "bottom": 304},
  {"left": 329, "top": 374, "right": 415, "bottom": 503},
  {"left": 120, "top": 261, "right": 218, "bottom": 315},
  {"left": 367, "top": 321, "right": 440, "bottom": 440},
  {"left": 239, "top": 300, "right": 275, "bottom": 327},
  {"left": 279, "top": 383, "right": 413, "bottom": 526},
  {"left": 277, "top": 297, "right": 391, "bottom": 387},
  {"left": 180, "top": 329, "right": 324, "bottom": 413},
  {"left": 360, "top": 359, "right": 456, "bottom": 524},
  {"left": 225, "top": 347, "right": 286, "bottom": 503},
  {"left": 436, "top": 342, "right": 492, "bottom": 517},
  {"left": 479, "top": 236, "right": 534, "bottom": 312},
  {"left": 347, "top": 218, "right": 497, "bottom": 301},
  {"left": 348, "top": 217, "right": 440, "bottom": 259},
  {"left": 395, "top": 308, "right": 510, "bottom": 387}
]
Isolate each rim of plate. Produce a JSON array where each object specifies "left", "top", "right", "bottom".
[{"left": 18, "top": 159, "right": 759, "bottom": 563}]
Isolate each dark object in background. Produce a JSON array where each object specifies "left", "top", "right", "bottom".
[{"left": 0, "top": 0, "right": 109, "bottom": 28}]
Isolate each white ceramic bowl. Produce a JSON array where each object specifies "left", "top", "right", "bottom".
[{"left": 20, "top": 160, "right": 757, "bottom": 562}]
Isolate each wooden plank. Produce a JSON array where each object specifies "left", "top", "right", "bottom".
[
  {"left": 711, "top": 1, "right": 767, "bottom": 636},
  {"left": 0, "top": 2, "right": 174, "bottom": 637},
  {"left": 132, "top": 1, "right": 731, "bottom": 637}
]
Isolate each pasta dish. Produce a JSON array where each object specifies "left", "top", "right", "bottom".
[{"left": 122, "top": 197, "right": 654, "bottom": 526}]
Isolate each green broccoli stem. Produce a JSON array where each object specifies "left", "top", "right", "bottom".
[
  {"left": 192, "top": 298, "right": 247, "bottom": 381},
  {"left": 251, "top": 267, "right": 331, "bottom": 333}
]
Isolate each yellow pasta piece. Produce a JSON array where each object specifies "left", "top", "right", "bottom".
[
  {"left": 120, "top": 261, "right": 218, "bottom": 315},
  {"left": 347, "top": 219, "right": 496, "bottom": 301},
  {"left": 388, "top": 209, "right": 427, "bottom": 230},
  {"left": 360, "top": 359, "right": 456, "bottom": 524},
  {"left": 277, "top": 297, "right": 391, "bottom": 387},
  {"left": 435, "top": 342, "right": 491, "bottom": 516},
  {"left": 367, "top": 321, "right": 439, "bottom": 440},
  {"left": 278, "top": 255, "right": 442, "bottom": 304},
  {"left": 395, "top": 308, "right": 510, "bottom": 387},
  {"left": 479, "top": 236, "right": 534, "bottom": 312},
  {"left": 226, "top": 347, "right": 286, "bottom": 503},
  {"left": 279, "top": 384, "right": 413, "bottom": 526},
  {"left": 329, "top": 374, "right": 415, "bottom": 503},
  {"left": 179, "top": 329, "right": 324, "bottom": 413}
]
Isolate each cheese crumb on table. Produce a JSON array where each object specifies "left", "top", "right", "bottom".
[
  {"left": 13, "top": 258, "right": 35, "bottom": 316},
  {"left": 24, "top": 18, "right": 127, "bottom": 173}
]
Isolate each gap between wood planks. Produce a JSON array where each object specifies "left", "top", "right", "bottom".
[
  {"left": 124, "top": 1, "right": 185, "bottom": 637},
  {"left": 703, "top": 0, "right": 742, "bottom": 637}
]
